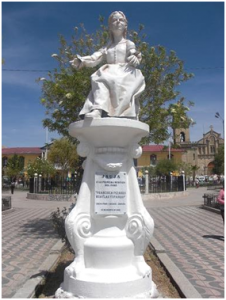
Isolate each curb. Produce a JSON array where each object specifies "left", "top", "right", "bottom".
[
  {"left": 150, "top": 237, "right": 202, "bottom": 299},
  {"left": 12, "top": 240, "right": 65, "bottom": 298},
  {"left": 142, "top": 191, "right": 189, "bottom": 201},
  {"left": 201, "top": 205, "right": 221, "bottom": 214}
]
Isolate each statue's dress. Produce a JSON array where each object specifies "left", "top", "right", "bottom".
[{"left": 79, "top": 40, "right": 145, "bottom": 118}]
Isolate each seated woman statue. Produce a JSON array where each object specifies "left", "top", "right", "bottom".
[{"left": 70, "top": 11, "right": 145, "bottom": 119}]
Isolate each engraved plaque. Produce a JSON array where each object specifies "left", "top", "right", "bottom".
[{"left": 95, "top": 172, "right": 127, "bottom": 215}]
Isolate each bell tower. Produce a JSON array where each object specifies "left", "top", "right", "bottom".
[{"left": 173, "top": 127, "right": 190, "bottom": 144}]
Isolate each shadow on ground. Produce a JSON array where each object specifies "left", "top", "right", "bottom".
[
  {"left": 34, "top": 253, "right": 74, "bottom": 298},
  {"left": 203, "top": 235, "right": 224, "bottom": 241},
  {"left": 20, "top": 218, "right": 58, "bottom": 239}
]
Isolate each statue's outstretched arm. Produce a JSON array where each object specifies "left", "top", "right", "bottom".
[{"left": 70, "top": 49, "right": 105, "bottom": 70}]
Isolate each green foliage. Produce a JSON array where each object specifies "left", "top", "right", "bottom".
[
  {"left": 178, "top": 162, "right": 193, "bottom": 176},
  {"left": 51, "top": 205, "right": 75, "bottom": 253},
  {"left": 26, "top": 157, "right": 56, "bottom": 178},
  {"left": 6, "top": 154, "right": 24, "bottom": 178},
  {"left": 141, "top": 166, "right": 156, "bottom": 176},
  {"left": 155, "top": 159, "right": 178, "bottom": 176},
  {"left": 39, "top": 19, "right": 194, "bottom": 144},
  {"left": 48, "top": 138, "right": 79, "bottom": 176},
  {"left": 213, "top": 145, "right": 224, "bottom": 175}
]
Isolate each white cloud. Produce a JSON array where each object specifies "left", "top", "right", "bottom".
[{"left": 2, "top": 71, "right": 42, "bottom": 91}]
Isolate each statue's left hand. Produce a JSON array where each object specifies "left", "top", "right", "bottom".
[
  {"left": 70, "top": 56, "right": 83, "bottom": 69},
  {"left": 127, "top": 54, "right": 141, "bottom": 67}
]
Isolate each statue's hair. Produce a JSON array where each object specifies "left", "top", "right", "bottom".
[{"left": 108, "top": 11, "right": 128, "bottom": 42}]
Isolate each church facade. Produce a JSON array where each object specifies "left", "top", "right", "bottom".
[{"left": 174, "top": 126, "right": 224, "bottom": 175}]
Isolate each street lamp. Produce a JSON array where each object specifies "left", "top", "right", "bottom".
[
  {"left": 168, "top": 135, "right": 173, "bottom": 160},
  {"left": 215, "top": 112, "right": 224, "bottom": 139}
]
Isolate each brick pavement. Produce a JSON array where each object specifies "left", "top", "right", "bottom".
[
  {"left": 144, "top": 187, "right": 224, "bottom": 298},
  {"left": 2, "top": 190, "right": 73, "bottom": 298},
  {"left": 2, "top": 188, "right": 224, "bottom": 298}
]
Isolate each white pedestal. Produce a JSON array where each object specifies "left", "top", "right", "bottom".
[{"left": 55, "top": 118, "right": 158, "bottom": 298}]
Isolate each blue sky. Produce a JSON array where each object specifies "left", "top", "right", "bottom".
[{"left": 2, "top": 1, "right": 224, "bottom": 147}]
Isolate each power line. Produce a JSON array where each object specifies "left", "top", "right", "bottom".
[
  {"left": 2, "top": 69, "right": 50, "bottom": 72},
  {"left": 2, "top": 66, "right": 224, "bottom": 73},
  {"left": 184, "top": 66, "right": 224, "bottom": 71}
]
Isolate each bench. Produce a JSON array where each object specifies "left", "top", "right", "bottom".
[
  {"left": 203, "top": 193, "right": 220, "bottom": 209},
  {"left": 2, "top": 196, "right": 12, "bottom": 211}
]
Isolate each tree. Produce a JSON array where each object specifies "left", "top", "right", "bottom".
[
  {"left": 178, "top": 162, "right": 192, "bottom": 177},
  {"left": 142, "top": 166, "right": 156, "bottom": 177},
  {"left": 212, "top": 145, "right": 224, "bottom": 175},
  {"left": 26, "top": 157, "right": 56, "bottom": 178},
  {"left": 155, "top": 159, "right": 178, "bottom": 176},
  {"left": 6, "top": 155, "right": 24, "bottom": 179},
  {"left": 191, "top": 165, "right": 200, "bottom": 182},
  {"left": 48, "top": 138, "right": 79, "bottom": 176},
  {"left": 39, "top": 18, "right": 194, "bottom": 144}
]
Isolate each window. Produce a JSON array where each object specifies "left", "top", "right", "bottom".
[
  {"left": 167, "top": 154, "right": 174, "bottom": 160},
  {"left": 179, "top": 132, "right": 185, "bottom": 142},
  {"left": 150, "top": 154, "right": 157, "bottom": 166},
  {"left": 210, "top": 136, "right": 215, "bottom": 144},
  {"left": 2, "top": 157, "right": 8, "bottom": 167},
  {"left": 193, "top": 153, "right": 195, "bottom": 160},
  {"left": 210, "top": 146, "right": 215, "bottom": 154}
]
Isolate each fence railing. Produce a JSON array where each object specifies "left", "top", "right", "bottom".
[
  {"left": 139, "top": 175, "right": 185, "bottom": 194},
  {"left": 29, "top": 177, "right": 79, "bottom": 194}
]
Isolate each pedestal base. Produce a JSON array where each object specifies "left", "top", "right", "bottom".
[
  {"left": 56, "top": 119, "right": 158, "bottom": 298},
  {"left": 56, "top": 278, "right": 158, "bottom": 298}
]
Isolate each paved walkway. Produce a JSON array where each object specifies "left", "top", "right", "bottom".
[
  {"left": 2, "top": 188, "right": 224, "bottom": 298},
  {"left": 2, "top": 190, "right": 73, "bottom": 298},
  {"left": 143, "top": 187, "right": 224, "bottom": 298}
]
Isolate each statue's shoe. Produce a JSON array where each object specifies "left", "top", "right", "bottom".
[{"left": 85, "top": 109, "right": 102, "bottom": 118}]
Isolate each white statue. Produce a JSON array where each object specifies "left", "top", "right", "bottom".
[
  {"left": 56, "top": 11, "right": 158, "bottom": 299},
  {"left": 70, "top": 11, "right": 145, "bottom": 119}
]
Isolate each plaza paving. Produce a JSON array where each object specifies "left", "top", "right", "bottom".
[
  {"left": 144, "top": 187, "right": 224, "bottom": 298},
  {"left": 2, "top": 190, "right": 73, "bottom": 298},
  {"left": 1, "top": 187, "right": 224, "bottom": 298}
]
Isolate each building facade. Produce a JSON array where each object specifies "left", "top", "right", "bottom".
[
  {"left": 136, "top": 126, "right": 224, "bottom": 176},
  {"left": 137, "top": 145, "right": 185, "bottom": 175},
  {"left": 174, "top": 125, "right": 224, "bottom": 175},
  {"left": 2, "top": 147, "right": 42, "bottom": 177}
]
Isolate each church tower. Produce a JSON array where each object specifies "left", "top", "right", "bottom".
[{"left": 173, "top": 127, "right": 190, "bottom": 144}]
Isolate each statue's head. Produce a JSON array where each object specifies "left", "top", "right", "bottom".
[{"left": 108, "top": 11, "right": 128, "bottom": 41}]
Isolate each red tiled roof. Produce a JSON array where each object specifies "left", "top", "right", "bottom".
[
  {"left": 2, "top": 147, "right": 42, "bottom": 155},
  {"left": 142, "top": 145, "right": 184, "bottom": 152}
]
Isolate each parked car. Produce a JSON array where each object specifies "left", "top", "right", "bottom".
[{"left": 196, "top": 176, "right": 205, "bottom": 182}]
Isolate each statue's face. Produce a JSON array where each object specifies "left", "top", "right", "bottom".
[{"left": 110, "top": 12, "right": 127, "bottom": 34}]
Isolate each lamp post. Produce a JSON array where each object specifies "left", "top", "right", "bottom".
[
  {"left": 170, "top": 172, "right": 172, "bottom": 191},
  {"left": 145, "top": 170, "right": 149, "bottom": 195},
  {"left": 215, "top": 112, "right": 224, "bottom": 139},
  {"left": 34, "top": 173, "right": 38, "bottom": 193},
  {"left": 39, "top": 174, "right": 42, "bottom": 192},
  {"left": 181, "top": 170, "right": 186, "bottom": 192},
  {"left": 168, "top": 135, "right": 173, "bottom": 160}
]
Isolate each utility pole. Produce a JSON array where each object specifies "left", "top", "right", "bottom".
[{"left": 215, "top": 112, "right": 224, "bottom": 139}]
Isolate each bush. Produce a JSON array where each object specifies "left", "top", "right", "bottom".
[
  {"left": 155, "top": 159, "right": 178, "bottom": 176},
  {"left": 51, "top": 204, "right": 75, "bottom": 253}
]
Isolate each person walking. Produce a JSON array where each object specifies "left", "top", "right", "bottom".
[
  {"left": 217, "top": 184, "right": 224, "bottom": 224},
  {"left": 195, "top": 178, "right": 199, "bottom": 188},
  {"left": 10, "top": 180, "right": 15, "bottom": 194}
]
